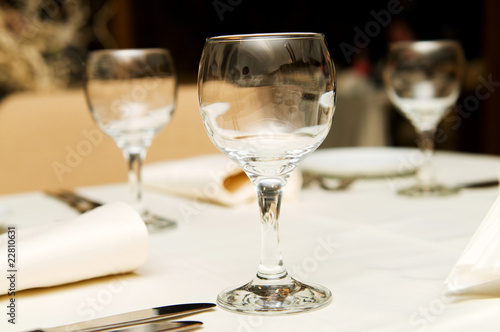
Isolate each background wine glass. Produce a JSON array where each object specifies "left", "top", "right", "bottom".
[
  {"left": 384, "top": 40, "right": 465, "bottom": 196},
  {"left": 198, "top": 33, "right": 336, "bottom": 314},
  {"left": 84, "top": 48, "right": 177, "bottom": 231}
]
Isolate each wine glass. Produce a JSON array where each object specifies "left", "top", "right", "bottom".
[
  {"left": 383, "top": 40, "right": 465, "bottom": 196},
  {"left": 198, "top": 33, "right": 336, "bottom": 314},
  {"left": 84, "top": 48, "right": 177, "bottom": 231}
]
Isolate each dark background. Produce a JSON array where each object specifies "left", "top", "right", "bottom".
[
  {"left": 108, "top": 0, "right": 483, "bottom": 80},
  {"left": 89, "top": 0, "right": 497, "bottom": 154}
]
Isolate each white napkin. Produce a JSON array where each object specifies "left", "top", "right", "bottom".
[
  {"left": 446, "top": 194, "right": 500, "bottom": 293},
  {"left": 143, "top": 154, "right": 303, "bottom": 206},
  {"left": 0, "top": 202, "right": 148, "bottom": 294}
]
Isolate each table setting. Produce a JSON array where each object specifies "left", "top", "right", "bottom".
[{"left": 2, "top": 32, "right": 500, "bottom": 332}]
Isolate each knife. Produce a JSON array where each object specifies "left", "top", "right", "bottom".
[
  {"left": 456, "top": 179, "right": 499, "bottom": 189},
  {"left": 29, "top": 303, "right": 215, "bottom": 332},
  {"left": 112, "top": 320, "right": 203, "bottom": 331},
  {"left": 46, "top": 320, "right": 204, "bottom": 332}
]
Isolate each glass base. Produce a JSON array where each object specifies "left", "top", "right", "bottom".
[
  {"left": 217, "top": 274, "right": 332, "bottom": 315},
  {"left": 398, "top": 183, "right": 459, "bottom": 197},
  {"left": 142, "top": 211, "right": 176, "bottom": 233}
]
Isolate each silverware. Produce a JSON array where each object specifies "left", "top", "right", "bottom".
[
  {"left": 318, "top": 175, "right": 360, "bottom": 191},
  {"left": 306, "top": 175, "right": 500, "bottom": 192},
  {"left": 456, "top": 179, "right": 499, "bottom": 189},
  {"left": 29, "top": 302, "right": 215, "bottom": 332},
  {"left": 112, "top": 320, "right": 202, "bottom": 331},
  {"left": 45, "top": 189, "right": 176, "bottom": 230},
  {"left": 45, "top": 189, "right": 102, "bottom": 213},
  {"left": 302, "top": 173, "right": 360, "bottom": 191}
]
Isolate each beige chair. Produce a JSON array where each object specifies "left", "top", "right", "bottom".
[{"left": 0, "top": 84, "right": 219, "bottom": 194}]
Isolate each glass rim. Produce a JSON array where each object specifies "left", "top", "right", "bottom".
[
  {"left": 206, "top": 32, "right": 325, "bottom": 42},
  {"left": 388, "top": 39, "right": 462, "bottom": 50},
  {"left": 87, "top": 48, "right": 172, "bottom": 57}
]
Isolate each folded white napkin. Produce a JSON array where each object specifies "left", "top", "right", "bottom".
[
  {"left": 0, "top": 202, "right": 148, "bottom": 294},
  {"left": 446, "top": 194, "right": 500, "bottom": 293},
  {"left": 143, "top": 154, "right": 303, "bottom": 206}
]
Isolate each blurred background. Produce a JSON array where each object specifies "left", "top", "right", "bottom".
[{"left": 0, "top": 0, "right": 498, "bottom": 193}]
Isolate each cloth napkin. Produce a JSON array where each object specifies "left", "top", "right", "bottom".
[
  {"left": 445, "top": 194, "right": 500, "bottom": 294},
  {"left": 0, "top": 202, "right": 148, "bottom": 294},
  {"left": 143, "top": 154, "right": 303, "bottom": 206}
]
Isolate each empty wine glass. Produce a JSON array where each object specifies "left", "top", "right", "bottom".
[
  {"left": 198, "top": 33, "right": 336, "bottom": 314},
  {"left": 84, "top": 48, "right": 177, "bottom": 231},
  {"left": 384, "top": 40, "right": 465, "bottom": 196}
]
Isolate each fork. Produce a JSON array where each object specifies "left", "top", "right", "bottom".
[
  {"left": 302, "top": 173, "right": 359, "bottom": 191},
  {"left": 45, "top": 189, "right": 176, "bottom": 231}
]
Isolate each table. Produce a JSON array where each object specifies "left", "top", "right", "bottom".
[{"left": 2, "top": 150, "right": 500, "bottom": 332}]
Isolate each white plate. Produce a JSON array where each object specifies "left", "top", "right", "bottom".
[{"left": 301, "top": 147, "right": 420, "bottom": 178}]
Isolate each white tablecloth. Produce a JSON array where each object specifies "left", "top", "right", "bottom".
[{"left": 2, "top": 151, "right": 500, "bottom": 332}]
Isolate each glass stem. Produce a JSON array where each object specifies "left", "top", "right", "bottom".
[
  {"left": 124, "top": 148, "right": 146, "bottom": 216},
  {"left": 416, "top": 129, "right": 436, "bottom": 187},
  {"left": 254, "top": 177, "right": 287, "bottom": 280}
]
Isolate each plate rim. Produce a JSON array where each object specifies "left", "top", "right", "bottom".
[{"left": 301, "top": 146, "right": 420, "bottom": 179}]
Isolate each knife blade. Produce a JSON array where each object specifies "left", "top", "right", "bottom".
[
  {"left": 29, "top": 303, "right": 215, "bottom": 332},
  {"left": 111, "top": 320, "right": 202, "bottom": 332}
]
